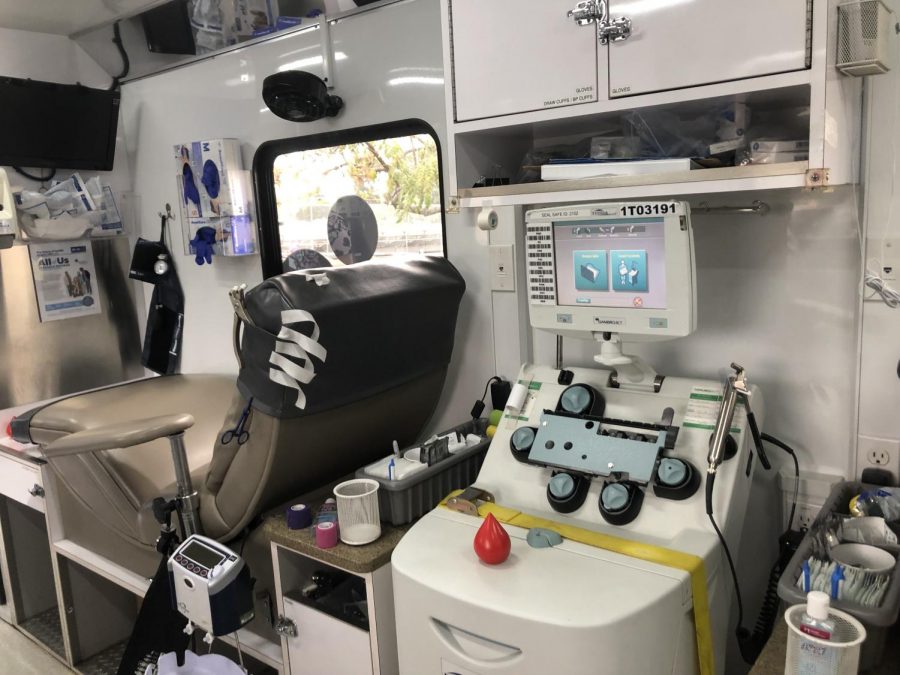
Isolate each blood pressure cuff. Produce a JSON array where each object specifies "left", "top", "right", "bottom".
[{"left": 238, "top": 255, "right": 465, "bottom": 418}]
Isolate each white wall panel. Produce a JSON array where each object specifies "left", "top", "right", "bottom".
[
  {"left": 0, "top": 27, "right": 110, "bottom": 87},
  {"left": 532, "top": 187, "right": 862, "bottom": 478},
  {"left": 858, "top": 0, "right": 900, "bottom": 457},
  {"left": 120, "top": 0, "right": 495, "bottom": 430}
]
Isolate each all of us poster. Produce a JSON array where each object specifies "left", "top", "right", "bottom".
[{"left": 29, "top": 241, "right": 102, "bottom": 322}]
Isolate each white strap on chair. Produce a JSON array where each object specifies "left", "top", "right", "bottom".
[{"left": 268, "top": 309, "right": 327, "bottom": 409}]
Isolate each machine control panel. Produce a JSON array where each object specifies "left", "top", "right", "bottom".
[
  {"left": 509, "top": 382, "right": 702, "bottom": 524},
  {"left": 168, "top": 534, "right": 254, "bottom": 636},
  {"left": 173, "top": 541, "right": 238, "bottom": 579}
]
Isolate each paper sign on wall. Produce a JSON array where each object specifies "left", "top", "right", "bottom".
[{"left": 29, "top": 241, "right": 101, "bottom": 322}]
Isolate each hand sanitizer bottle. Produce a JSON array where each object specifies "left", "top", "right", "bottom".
[
  {"left": 796, "top": 591, "right": 837, "bottom": 673},
  {"left": 800, "top": 591, "right": 835, "bottom": 640}
]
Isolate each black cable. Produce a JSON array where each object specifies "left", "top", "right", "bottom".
[
  {"left": 706, "top": 473, "right": 745, "bottom": 637},
  {"left": 480, "top": 375, "right": 501, "bottom": 402},
  {"left": 12, "top": 166, "right": 56, "bottom": 182},
  {"left": 109, "top": 21, "right": 130, "bottom": 90},
  {"left": 760, "top": 432, "right": 801, "bottom": 532},
  {"left": 471, "top": 375, "right": 501, "bottom": 419}
]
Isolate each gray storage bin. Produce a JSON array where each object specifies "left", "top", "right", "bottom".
[
  {"left": 777, "top": 481, "right": 900, "bottom": 671},
  {"left": 355, "top": 418, "right": 490, "bottom": 525}
]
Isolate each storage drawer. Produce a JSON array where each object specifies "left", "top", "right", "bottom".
[
  {"left": 0, "top": 455, "right": 44, "bottom": 513},
  {"left": 283, "top": 595, "right": 373, "bottom": 675}
]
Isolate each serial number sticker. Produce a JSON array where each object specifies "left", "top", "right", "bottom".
[{"left": 620, "top": 203, "right": 678, "bottom": 216}]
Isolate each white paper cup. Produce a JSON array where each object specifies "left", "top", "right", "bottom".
[
  {"left": 830, "top": 543, "right": 896, "bottom": 574},
  {"left": 333, "top": 478, "right": 381, "bottom": 545}
]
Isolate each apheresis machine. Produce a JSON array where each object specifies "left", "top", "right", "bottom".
[{"left": 393, "top": 202, "right": 765, "bottom": 675}]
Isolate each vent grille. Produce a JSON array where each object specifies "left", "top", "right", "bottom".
[{"left": 837, "top": 1, "right": 894, "bottom": 76}]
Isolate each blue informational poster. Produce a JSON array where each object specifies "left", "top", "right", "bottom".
[
  {"left": 611, "top": 250, "right": 648, "bottom": 292},
  {"left": 29, "top": 240, "right": 101, "bottom": 322},
  {"left": 573, "top": 250, "right": 609, "bottom": 291}
]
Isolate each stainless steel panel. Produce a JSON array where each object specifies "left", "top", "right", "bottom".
[{"left": 0, "top": 237, "right": 144, "bottom": 408}]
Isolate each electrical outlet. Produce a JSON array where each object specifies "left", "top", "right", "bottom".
[
  {"left": 796, "top": 502, "right": 821, "bottom": 531},
  {"left": 856, "top": 435, "right": 900, "bottom": 483}
]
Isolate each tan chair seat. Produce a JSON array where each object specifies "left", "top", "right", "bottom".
[{"left": 31, "top": 375, "right": 234, "bottom": 546}]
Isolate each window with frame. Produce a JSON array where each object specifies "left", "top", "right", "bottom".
[{"left": 254, "top": 120, "right": 445, "bottom": 278}]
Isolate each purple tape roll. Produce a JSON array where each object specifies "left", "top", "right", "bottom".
[
  {"left": 286, "top": 503, "right": 312, "bottom": 530},
  {"left": 316, "top": 521, "right": 338, "bottom": 548}
]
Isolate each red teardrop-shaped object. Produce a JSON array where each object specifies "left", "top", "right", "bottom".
[{"left": 473, "top": 513, "right": 511, "bottom": 564}]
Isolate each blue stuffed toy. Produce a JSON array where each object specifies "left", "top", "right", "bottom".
[{"left": 190, "top": 226, "right": 218, "bottom": 265}]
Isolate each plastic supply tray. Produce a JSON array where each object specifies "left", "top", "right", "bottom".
[
  {"left": 777, "top": 481, "right": 900, "bottom": 670},
  {"left": 355, "top": 418, "right": 490, "bottom": 525}
]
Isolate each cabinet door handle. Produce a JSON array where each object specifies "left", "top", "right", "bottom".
[
  {"left": 274, "top": 616, "right": 297, "bottom": 638},
  {"left": 28, "top": 484, "right": 45, "bottom": 498},
  {"left": 568, "top": 0, "right": 632, "bottom": 44}
]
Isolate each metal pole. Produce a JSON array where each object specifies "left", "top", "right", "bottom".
[
  {"left": 169, "top": 432, "right": 202, "bottom": 536},
  {"left": 556, "top": 335, "right": 563, "bottom": 370}
]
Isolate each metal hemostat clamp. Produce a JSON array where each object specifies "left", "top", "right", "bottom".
[{"left": 446, "top": 487, "right": 495, "bottom": 517}]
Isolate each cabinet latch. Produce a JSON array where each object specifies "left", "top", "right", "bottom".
[
  {"left": 274, "top": 616, "right": 297, "bottom": 638},
  {"left": 567, "top": 0, "right": 632, "bottom": 44},
  {"left": 28, "top": 484, "right": 45, "bottom": 498}
]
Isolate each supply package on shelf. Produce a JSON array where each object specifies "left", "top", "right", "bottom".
[
  {"left": 510, "top": 102, "right": 811, "bottom": 186},
  {"left": 13, "top": 173, "right": 124, "bottom": 241}
]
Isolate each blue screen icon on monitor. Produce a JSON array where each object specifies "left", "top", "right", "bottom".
[
  {"left": 611, "top": 250, "right": 648, "bottom": 292},
  {"left": 573, "top": 251, "right": 608, "bottom": 291}
]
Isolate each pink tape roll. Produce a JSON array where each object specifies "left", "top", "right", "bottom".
[{"left": 316, "top": 521, "right": 338, "bottom": 548}]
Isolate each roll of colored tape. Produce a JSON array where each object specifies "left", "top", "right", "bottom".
[
  {"left": 286, "top": 503, "right": 312, "bottom": 530},
  {"left": 488, "top": 409, "right": 503, "bottom": 426},
  {"left": 316, "top": 521, "right": 339, "bottom": 548},
  {"left": 486, "top": 424, "right": 497, "bottom": 438}
]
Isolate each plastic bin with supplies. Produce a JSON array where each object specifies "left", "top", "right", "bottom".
[
  {"left": 777, "top": 481, "right": 900, "bottom": 671},
  {"left": 355, "top": 418, "right": 491, "bottom": 525}
]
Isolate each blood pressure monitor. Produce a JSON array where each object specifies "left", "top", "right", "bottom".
[{"left": 168, "top": 534, "right": 255, "bottom": 636}]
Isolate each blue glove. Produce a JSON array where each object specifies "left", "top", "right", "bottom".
[
  {"left": 190, "top": 226, "right": 218, "bottom": 265},
  {"left": 201, "top": 159, "right": 221, "bottom": 199},
  {"left": 182, "top": 163, "right": 201, "bottom": 215}
]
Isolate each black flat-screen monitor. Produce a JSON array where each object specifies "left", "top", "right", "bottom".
[
  {"left": 0, "top": 77, "right": 120, "bottom": 171},
  {"left": 141, "top": 0, "right": 196, "bottom": 55}
]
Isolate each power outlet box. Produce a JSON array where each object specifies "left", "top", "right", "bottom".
[
  {"left": 796, "top": 502, "right": 821, "bottom": 530},
  {"left": 780, "top": 470, "right": 842, "bottom": 531},
  {"left": 856, "top": 435, "right": 900, "bottom": 483}
]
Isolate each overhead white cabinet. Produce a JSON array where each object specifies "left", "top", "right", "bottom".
[
  {"left": 450, "top": 0, "right": 811, "bottom": 119},
  {"left": 451, "top": 0, "right": 599, "bottom": 121},
  {"left": 606, "top": 0, "right": 811, "bottom": 97}
]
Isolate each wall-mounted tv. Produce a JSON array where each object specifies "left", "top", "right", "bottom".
[{"left": 0, "top": 77, "right": 120, "bottom": 171}]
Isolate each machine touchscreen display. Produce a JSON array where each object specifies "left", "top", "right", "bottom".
[
  {"left": 183, "top": 542, "right": 226, "bottom": 568},
  {"left": 553, "top": 218, "right": 668, "bottom": 310}
]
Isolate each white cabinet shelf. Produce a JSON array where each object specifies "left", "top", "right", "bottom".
[
  {"left": 457, "top": 162, "right": 809, "bottom": 208},
  {"left": 440, "top": 0, "right": 860, "bottom": 206}
]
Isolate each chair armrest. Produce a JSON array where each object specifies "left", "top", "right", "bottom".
[{"left": 42, "top": 413, "right": 195, "bottom": 458}]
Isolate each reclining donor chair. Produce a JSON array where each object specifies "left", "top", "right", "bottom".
[{"left": 11, "top": 256, "right": 465, "bottom": 578}]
